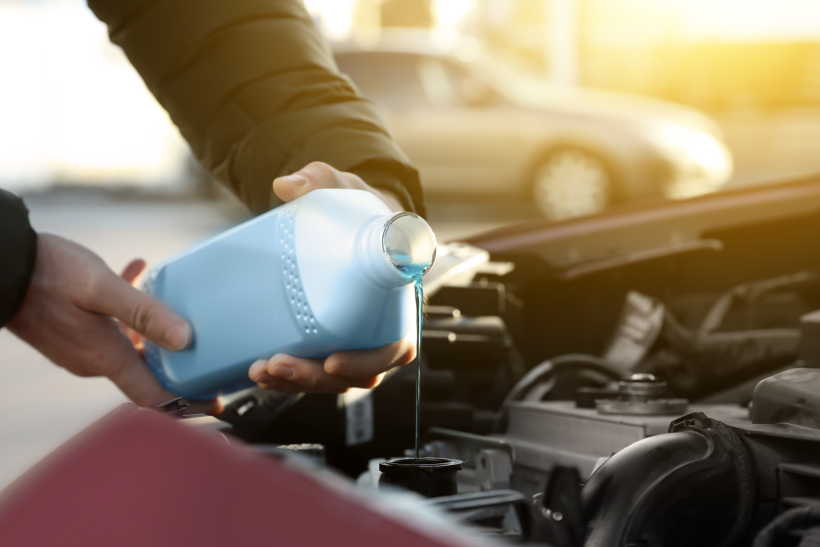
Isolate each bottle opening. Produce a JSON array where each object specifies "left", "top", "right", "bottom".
[{"left": 382, "top": 212, "right": 437, "bottom": 278}]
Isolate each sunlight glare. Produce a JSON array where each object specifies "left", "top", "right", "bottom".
[
  {"left": 303, "top": 0, "right": 357, "bottom": 39},
  {"left": 661, "top": 125, "right": 729, "bottom": 174},
  {"left": 455, "top": 36, "right": 481, "bottom": 62},
  {"left": 434, "top": 0, "right": 474, "bottom": 32}
]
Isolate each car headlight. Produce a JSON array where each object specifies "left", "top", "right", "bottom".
[{"left": 659, "top": 124, "right": 731, "bottom": 176}]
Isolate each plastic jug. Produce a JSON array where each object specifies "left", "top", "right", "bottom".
[{"left": 142, "top": 189, "right": 437, "bottom": 400}]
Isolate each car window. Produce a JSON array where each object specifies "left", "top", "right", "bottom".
[
  {"left": 416, "top": 56, "right": 457, "bottom": 107},
  {"left": 439, "top": 59, "right": 502, "bottom": 108},
  {"left": 334, "top": 52, "right": 427, "bottom": 109}
]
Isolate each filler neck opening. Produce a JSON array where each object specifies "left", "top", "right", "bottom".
[{"left": 381, "top": 212, "right": 437, "bottom": 279}]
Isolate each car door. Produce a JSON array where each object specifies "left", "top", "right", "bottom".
[{"left": 400, "top": 55, "right": 543, "bottom": 195}]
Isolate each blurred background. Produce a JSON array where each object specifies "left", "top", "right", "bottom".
[{"left": 3, "top": 0, "right": 820, "bottom": 488}]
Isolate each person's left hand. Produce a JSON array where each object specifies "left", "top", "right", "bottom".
[
  {"left": 248, "top": 162, "right": 416, "bottom": 394},
  {"left": 7, "top": 233, "right": 220, "bottom": 414}
]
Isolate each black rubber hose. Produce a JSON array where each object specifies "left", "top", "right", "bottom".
[
  {"left": 491, "top": 354, "right": 623, "bottom": 433},
  {"left": 752, "top": 507, "right": 820, "bottom": 547},
  {"left": 802, "top": 527, "right": 820, "bottom": 547}
]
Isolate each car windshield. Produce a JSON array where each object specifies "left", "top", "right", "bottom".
[{"left": 335, "top": 52, "right": 429, "bottom": 109}]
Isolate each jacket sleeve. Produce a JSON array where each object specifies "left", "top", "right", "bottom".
[
  {"left": 0, "top": 189, "right": 38, "bottom": 328},
  {"left": 87, "top": 0, "right": 426, "bottom": 217}
]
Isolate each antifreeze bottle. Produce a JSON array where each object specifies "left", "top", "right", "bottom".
[{"left": 142, "top": 189, "right": 437, "bottom": 400}]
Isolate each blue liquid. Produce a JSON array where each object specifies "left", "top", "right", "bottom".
[
  {"left": 387, "top": 252, "right": 431, "bottom": 461},
  {"left": 413, "top": 277, "right": 423, "bottom": 460}
]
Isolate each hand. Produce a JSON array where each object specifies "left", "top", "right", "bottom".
[
  {"left": 249, "top": 162, "right": 415, "bottom": 394},
  {"left": 273, "top": 161, "right": 405, "bottom": 213},
  {"left": 249, "top": 330, "right": 416, "bottom": 394},
  {"left": 7, "top": 233, "right": 219, "bottom": 414}
]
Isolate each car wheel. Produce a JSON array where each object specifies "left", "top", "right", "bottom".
[{"left": 532, "top": 148, "right": 611, "bottom": 221}]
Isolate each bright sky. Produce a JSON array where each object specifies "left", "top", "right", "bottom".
[
  {"left": 303, "top": 0, "right": 820, "bottom": 43},
  {"left": 590, "top": 0, "right": 820, "bottom": 44},
  {"left": 304, "top": 0, "right": 476, "bottom": 37},
  {"left": 670, "top": 0, "right": 820, "bottom": 42}
]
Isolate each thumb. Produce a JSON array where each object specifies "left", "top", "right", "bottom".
[
  {"left": 120, "top": 258, "right": 147, "bottom": 286},
  {"left": 273, "top": 162, "right": 348, "bottom": 203},
  {"left": 86, "top": 267, "right": 193, "bottom": 352}
]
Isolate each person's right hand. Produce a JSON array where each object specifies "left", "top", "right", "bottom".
[
  {"left": 6, "top": 233, "right": 218, "bottom": 414},
  {"left": 248, "top": 162, "right": 417, "bottom": 395}
]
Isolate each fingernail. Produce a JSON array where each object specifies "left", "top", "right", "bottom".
[
  {"left": 252, "top": 373, "right": 268, "bottom": 383},
  {"left": 163, "top": 323, "right": 191, "bottom": 351},
  {"left": 271, "top": 364, "right": 294, "bottom": 380},
  {"left": 278, "top": 174, "right": 307, "bottom": 187},
  {"left": 256, "top": 375, "right": 280, "bottom": 387},
  {"left": 249, "top": 360, "right": 268, "bottom": 382}
]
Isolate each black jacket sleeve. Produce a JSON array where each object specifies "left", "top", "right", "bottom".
[
  {"left": 0, "top": 189, "right": 38, "bottom": 328},
  {"left": 87, "top": 0, "right": 426, "bottom": 217}
]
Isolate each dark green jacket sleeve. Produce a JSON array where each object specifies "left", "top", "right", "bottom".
[
  {"left": 0, "top": 189, "right": 37, "bottom": 328},
  {"left": 87, "top": 0, "right": 425, "bottom": 217}
]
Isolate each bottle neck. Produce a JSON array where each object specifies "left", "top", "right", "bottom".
[{"left": 358, "top": 212, "right": 437, "bottom": 288}]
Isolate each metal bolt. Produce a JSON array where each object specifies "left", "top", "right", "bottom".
[
  {"left": 628, "top": 373, "right": 657, "bottom": 382},
  {"left": 540, "top": 507, "right": 564, "bottom": 522}
]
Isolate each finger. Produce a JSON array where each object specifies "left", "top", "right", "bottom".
[
  {"left": 115, "top": 258, "right": 148, "bottom": 351},
  {"left": 254, "top": 377, "right": 350, "bottom": 394},
  {"left": 86, "top": 269, "right": 192, "bottom": 352},
  {"left": 120, "top": 259, "right": 146, "bottom": 285},
  {"left": 273, "top": 162, "right": 406, "bottom": 212},
  {"left": 273, "top": 161, "right": 352, "bottom": 202},
  {"left": 249, "top": 354, "right": 378, "bottom": 392},
  {"left": 95, "top": 329, "right": 182, "bottom": 405},
  {"left": 117, "top": 321, "right": 144, "bottom": 350},
  {"left": 187, "top": 399, "right": 223, "bottom": 415},
  {"left": 116, "top": 260, "right": 147, "bottom": 351},
  {"left": 324, "top": 335, "right": 416, "bottom": 379},
  {"left": 96, "top": 332, "right": 219, "bottom": 415},
  {"left": 254, "top": 373, "right": 383, "bottom": 394},
  {"left": 110, "top": 356, "right": 220, "bottom": 415}
]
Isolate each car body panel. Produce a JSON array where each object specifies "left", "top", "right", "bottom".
[{"left": 465, "top": 174, "right": 820, "bottom": 269}]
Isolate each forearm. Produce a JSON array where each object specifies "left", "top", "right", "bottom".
[
  {"left": 88, "top": 0, "right": 425, "bottom": 216},
  {"left": 0, "top": 189, "right": 38, "bottom": 328}
]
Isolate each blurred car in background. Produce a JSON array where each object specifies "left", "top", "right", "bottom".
[{"left": 333, "top": 32, "right": 733, "bottom": 220}]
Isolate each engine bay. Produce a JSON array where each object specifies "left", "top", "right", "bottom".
[{"left": 192, "top": 177, "right": 820, "bottom": 547}]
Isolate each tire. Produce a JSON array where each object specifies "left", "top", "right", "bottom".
[{"left": 532, "top": 148, "right": 611, "bottom": 221}]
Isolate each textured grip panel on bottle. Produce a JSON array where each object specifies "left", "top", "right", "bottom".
[{"left": 280, "top": 204, "right": 320, "bottom": 337}]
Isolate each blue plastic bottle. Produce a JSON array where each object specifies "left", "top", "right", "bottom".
[{"left": 142, "top": 189, "right": 437, "bottom": 400}]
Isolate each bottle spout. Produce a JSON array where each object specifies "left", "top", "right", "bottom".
[{"left": 382, "top": 212, "right": 437, "bottom": 279}]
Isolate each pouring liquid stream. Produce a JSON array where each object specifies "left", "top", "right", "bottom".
[
  {"left": 392, "top": 259, "right": 427, "bottom": 461},
  {"left": 383, "top": 213, "right": 436, "bottom": 462},
  {"left": 413, "top": 277, "right": 423, "bottom": 460}
]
